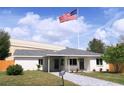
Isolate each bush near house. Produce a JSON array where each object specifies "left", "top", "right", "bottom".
[
  {"left": 6, "top": 64, "right": 23, "bottom": 75},
  {"left": 36, "top": 64, "right": 41, "bottom": 71}
]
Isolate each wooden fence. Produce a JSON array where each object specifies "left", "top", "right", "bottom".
[
  {"left": 0, "top": 60, "right": 15, "bottom": 71},
  {"left": 109, "top": 64, "right": 124, "bottom": 73}
]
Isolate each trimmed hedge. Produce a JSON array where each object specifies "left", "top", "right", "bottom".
[{"left": 6, "top": 64, "right": 23, "bottom": 75}]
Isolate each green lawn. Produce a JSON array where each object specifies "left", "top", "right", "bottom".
[
  {"left": 78, "top": 72, "right": 124, "bottom": 85},
  {"left": 0, "top": 71, "right": 77, "bottom": 86}
]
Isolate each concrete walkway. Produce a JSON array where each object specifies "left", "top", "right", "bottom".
[{"left": 51, "top": 72, "right": 122, "bottom": 86}]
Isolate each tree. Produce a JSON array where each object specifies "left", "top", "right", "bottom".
[
  {"left": 0, "top": 29, "right": 10, "bottom": 60},
  {"left": 87, "top": 38, "right": 105, "bottom": 53},
  {"left": 102, "top": 44, "right": 124, "bottom": 73}
]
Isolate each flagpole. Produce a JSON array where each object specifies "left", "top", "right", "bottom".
[{"left": 77, "top": 8, "right": 79, "bottom": 49}]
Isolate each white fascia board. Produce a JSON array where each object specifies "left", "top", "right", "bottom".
[
  {"left": 13, "top": 55, "right": 44, "bottom": 58},
  {"left": 13, "top": 54, "right": 101, "bottom": 58},
  {"left": 46, "top": 54, "right": 101, "bottom": 57}
]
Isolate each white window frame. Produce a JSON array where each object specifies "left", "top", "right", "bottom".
[
  {"left": 96, "top": 58, "right": 103, "bottom": 66},
  {"left": 69, "top": 59, "right": 77, "bottom": 66}
]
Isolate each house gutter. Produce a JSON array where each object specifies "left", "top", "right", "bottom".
[{"left": 46, "top": 54, "right": 101, "bottom": 57}]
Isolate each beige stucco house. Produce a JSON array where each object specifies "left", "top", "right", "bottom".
[{"left": 7, "top": 39, "right": 65, "bottom": 60}]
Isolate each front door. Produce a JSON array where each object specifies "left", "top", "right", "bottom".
[
  {"left": 79, "top": 59, "right": 84, "bottom": 70},
  {"left": 54, "top": 59, "right": 59, "bottom": 70}
]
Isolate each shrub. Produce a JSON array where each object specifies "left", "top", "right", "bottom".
[
  {"left": 106, "top": 69, "right": 109, "bottom": 72},
  {"left": 100, "top": 68, "right": 102, "bottom": 72},
  {"left": 6, "top": 64, "right": 23, "bottom": 75},
  {"left": 93, "top": 69, "right": 96, "bottom": 72},
  {"left": 76, "top": 69, "right": 79, "bottom": 73},
  {"left": 36, "top": 64, "right": 41, "bottom": 71},
  {"left": 70, "top": 70, "right": 73, "bottom": 73}
]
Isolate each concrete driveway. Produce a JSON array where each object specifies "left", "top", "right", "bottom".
[{"left": 51, "top": 72, "right": 122, "bottom": 86}]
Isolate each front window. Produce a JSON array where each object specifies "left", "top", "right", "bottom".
[
  {"left": 39, "top": 59, "right": 43, "bottom": 65},
  {"left": 96, "top": 58, "right": 103, "bottom": 65},
  {"left": 70, "top": 59, "right": 77, "bottom": 65}
]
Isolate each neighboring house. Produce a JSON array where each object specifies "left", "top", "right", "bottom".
[
  {"left": 7, "top": 39, "right": 65, "bottom": 60},
  {"left": 13, "top": 48, "right": 109, "bottom": 72}
]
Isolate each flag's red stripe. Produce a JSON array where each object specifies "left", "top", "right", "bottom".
[{"left": 59, "top": 13, "right": 77, "bottom": 23}]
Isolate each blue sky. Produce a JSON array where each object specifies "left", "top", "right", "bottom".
[{"left": 1, "top": 7, "right": 124, "bottom": 49}]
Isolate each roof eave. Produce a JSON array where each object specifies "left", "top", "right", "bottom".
[
  {"left": 13, "top": 55, "right": 45, "bottom": 58},
  {"left": 46, "top": 54, "right": 101, "bottom": 57}
]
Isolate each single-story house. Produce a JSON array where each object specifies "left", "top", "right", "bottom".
[{"left": 13, "top": 47, "right": 109, "bottom": 72}]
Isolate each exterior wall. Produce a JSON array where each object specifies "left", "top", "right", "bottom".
[
  {"left": 15, "top": 57, "right": 43, "bottom": 70},
  {"left": 10, "top": 39, "right": 65, "bottom": 51},
  {"left": 14, "top": 56, "right": 109, "bottom": 72},
  {"left": 64, "top": 57, "right": 108, "bottom": 72},
  {"left": 89, "top": 58, "right": 109, "bottom": 71},
  {"left": 84, "top": 58, "right": 90, "bottom": 71}
]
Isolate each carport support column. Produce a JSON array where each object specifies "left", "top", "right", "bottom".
[
  {"left": 48, "top": 57, "right": 50, "bottom": 73},
  {"left": 67, "top": 56, "right": 70, "bottom": 72},
  {"left": 77, "top": 58, "right": 80, "bottom": 70}
]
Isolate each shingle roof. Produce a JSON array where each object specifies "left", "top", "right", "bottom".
[
  {"left": 14, "top": 49, "right": 54, "bottom": 57},
  {"left": 14, "top": 48, "right": 101, "bottom": 57},
  {"left": 48, "top": 48, "right": 101, "bottom": 56}
]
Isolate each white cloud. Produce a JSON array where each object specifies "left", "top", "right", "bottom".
[
  {"left": 94, "top": 28, "right": 109, "bottom": 44},
  {"left": 91, "top": 8, "right": 124, "bottom": 45},
  {"left": 104, "top": 8, "right": 119, "bottom": 18},
  {"left": 54, "top": 39, "right": 72, "bottom": 46},
  {"left": 6, "top": 12, "right": 91, "bottom": 47},
  {"left": 93, "top": 17, "right": 124, "bottom": 45},
  {"left": 32, "top": 35, "right": 42, "bottom": 41},
  {"left": 18, "top": 12, "right": 40, "bottom": 25},
  {"left": 4, "top": 11, "right": 124, "bottom": 49},
  {"left": 5, "top": 26, "right": 30, "bottom": 39},
  {"left": 94, "top": 29, "right": 107, "bottom": 39},
  {"left": 112, "top": 18, "right": 124, "bottom": 32}
]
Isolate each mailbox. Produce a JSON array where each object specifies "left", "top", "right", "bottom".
[{"left": 59, "top": 70, "right": 66, "bottom": 76}]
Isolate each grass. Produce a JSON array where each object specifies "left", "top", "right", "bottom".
[
  {"left": 0, "top": 71, "right": 77, "bottom": 86},
  {"left": 78, "top": 72, "right": 124, "bottom": 85}
]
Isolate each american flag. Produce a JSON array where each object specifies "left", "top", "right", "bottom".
[{"left": 59, "top": 9, "right": 77, "bottom": 23}]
